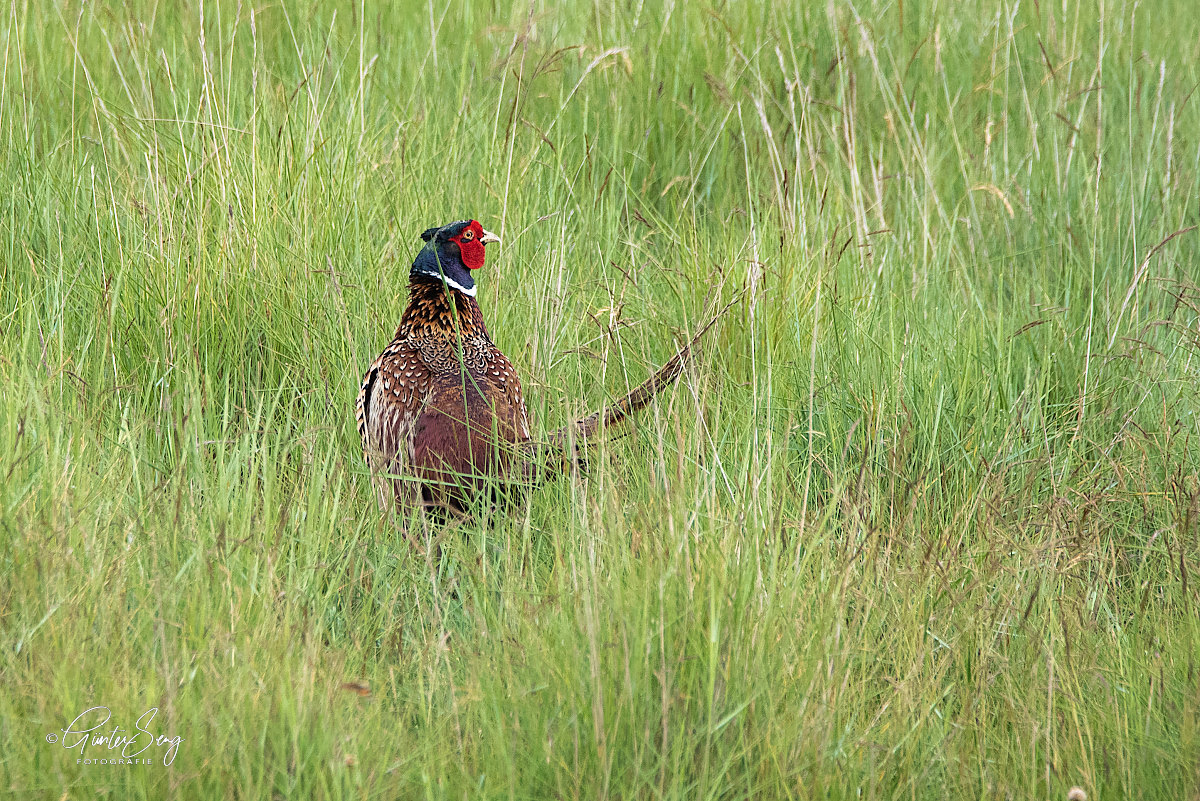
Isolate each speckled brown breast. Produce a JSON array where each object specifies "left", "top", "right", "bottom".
[{"left": 355, "top": 278, "right": 530, "bottom": 513}]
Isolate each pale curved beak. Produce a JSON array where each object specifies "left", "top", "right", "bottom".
[{"left": 480, "top": 228, "right": 501, "bottom": 245}]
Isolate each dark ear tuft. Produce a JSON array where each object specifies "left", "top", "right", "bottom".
[{"left": 420, "top": 226, "right": 439, "bottom": 242}]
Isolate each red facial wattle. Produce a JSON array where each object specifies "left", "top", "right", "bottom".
[{"left": 456, "top": 221, "right": 487, "bottom": 270}]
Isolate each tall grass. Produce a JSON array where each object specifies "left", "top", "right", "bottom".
[{"left": 1, "top": 0, "right": 1198, "bottom": 798}]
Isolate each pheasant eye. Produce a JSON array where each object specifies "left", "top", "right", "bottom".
[{"left": 461, "top": 230, "right": 474, "bottom": 241}]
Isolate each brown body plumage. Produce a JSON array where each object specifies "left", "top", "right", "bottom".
[{"left": 356, "top": 276, "right": 530, "bottom": 513}]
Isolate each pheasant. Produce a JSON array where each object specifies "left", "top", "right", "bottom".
[{"left": 356, "top": 218, "right": 714, "bottom": 516}]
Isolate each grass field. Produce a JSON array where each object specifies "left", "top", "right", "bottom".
[{"left": 2, "top": 0, "right": 1199, "bottom": 797}]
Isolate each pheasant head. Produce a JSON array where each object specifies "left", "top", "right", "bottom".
[{"left": 410, "top": 219, "right": 501, "bottom": 297}]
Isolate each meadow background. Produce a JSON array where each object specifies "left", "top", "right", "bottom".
[{"left": 2, "top": 0, "right": 1198, "bottom": 797}]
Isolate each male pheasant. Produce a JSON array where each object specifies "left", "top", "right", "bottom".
[{"left": 356, "top": 218, "right": 713, "bottom": 516}]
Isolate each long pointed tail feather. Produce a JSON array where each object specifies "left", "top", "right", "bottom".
[{"left": 546, "top": 293, "right": 741, "bottom": 450}]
